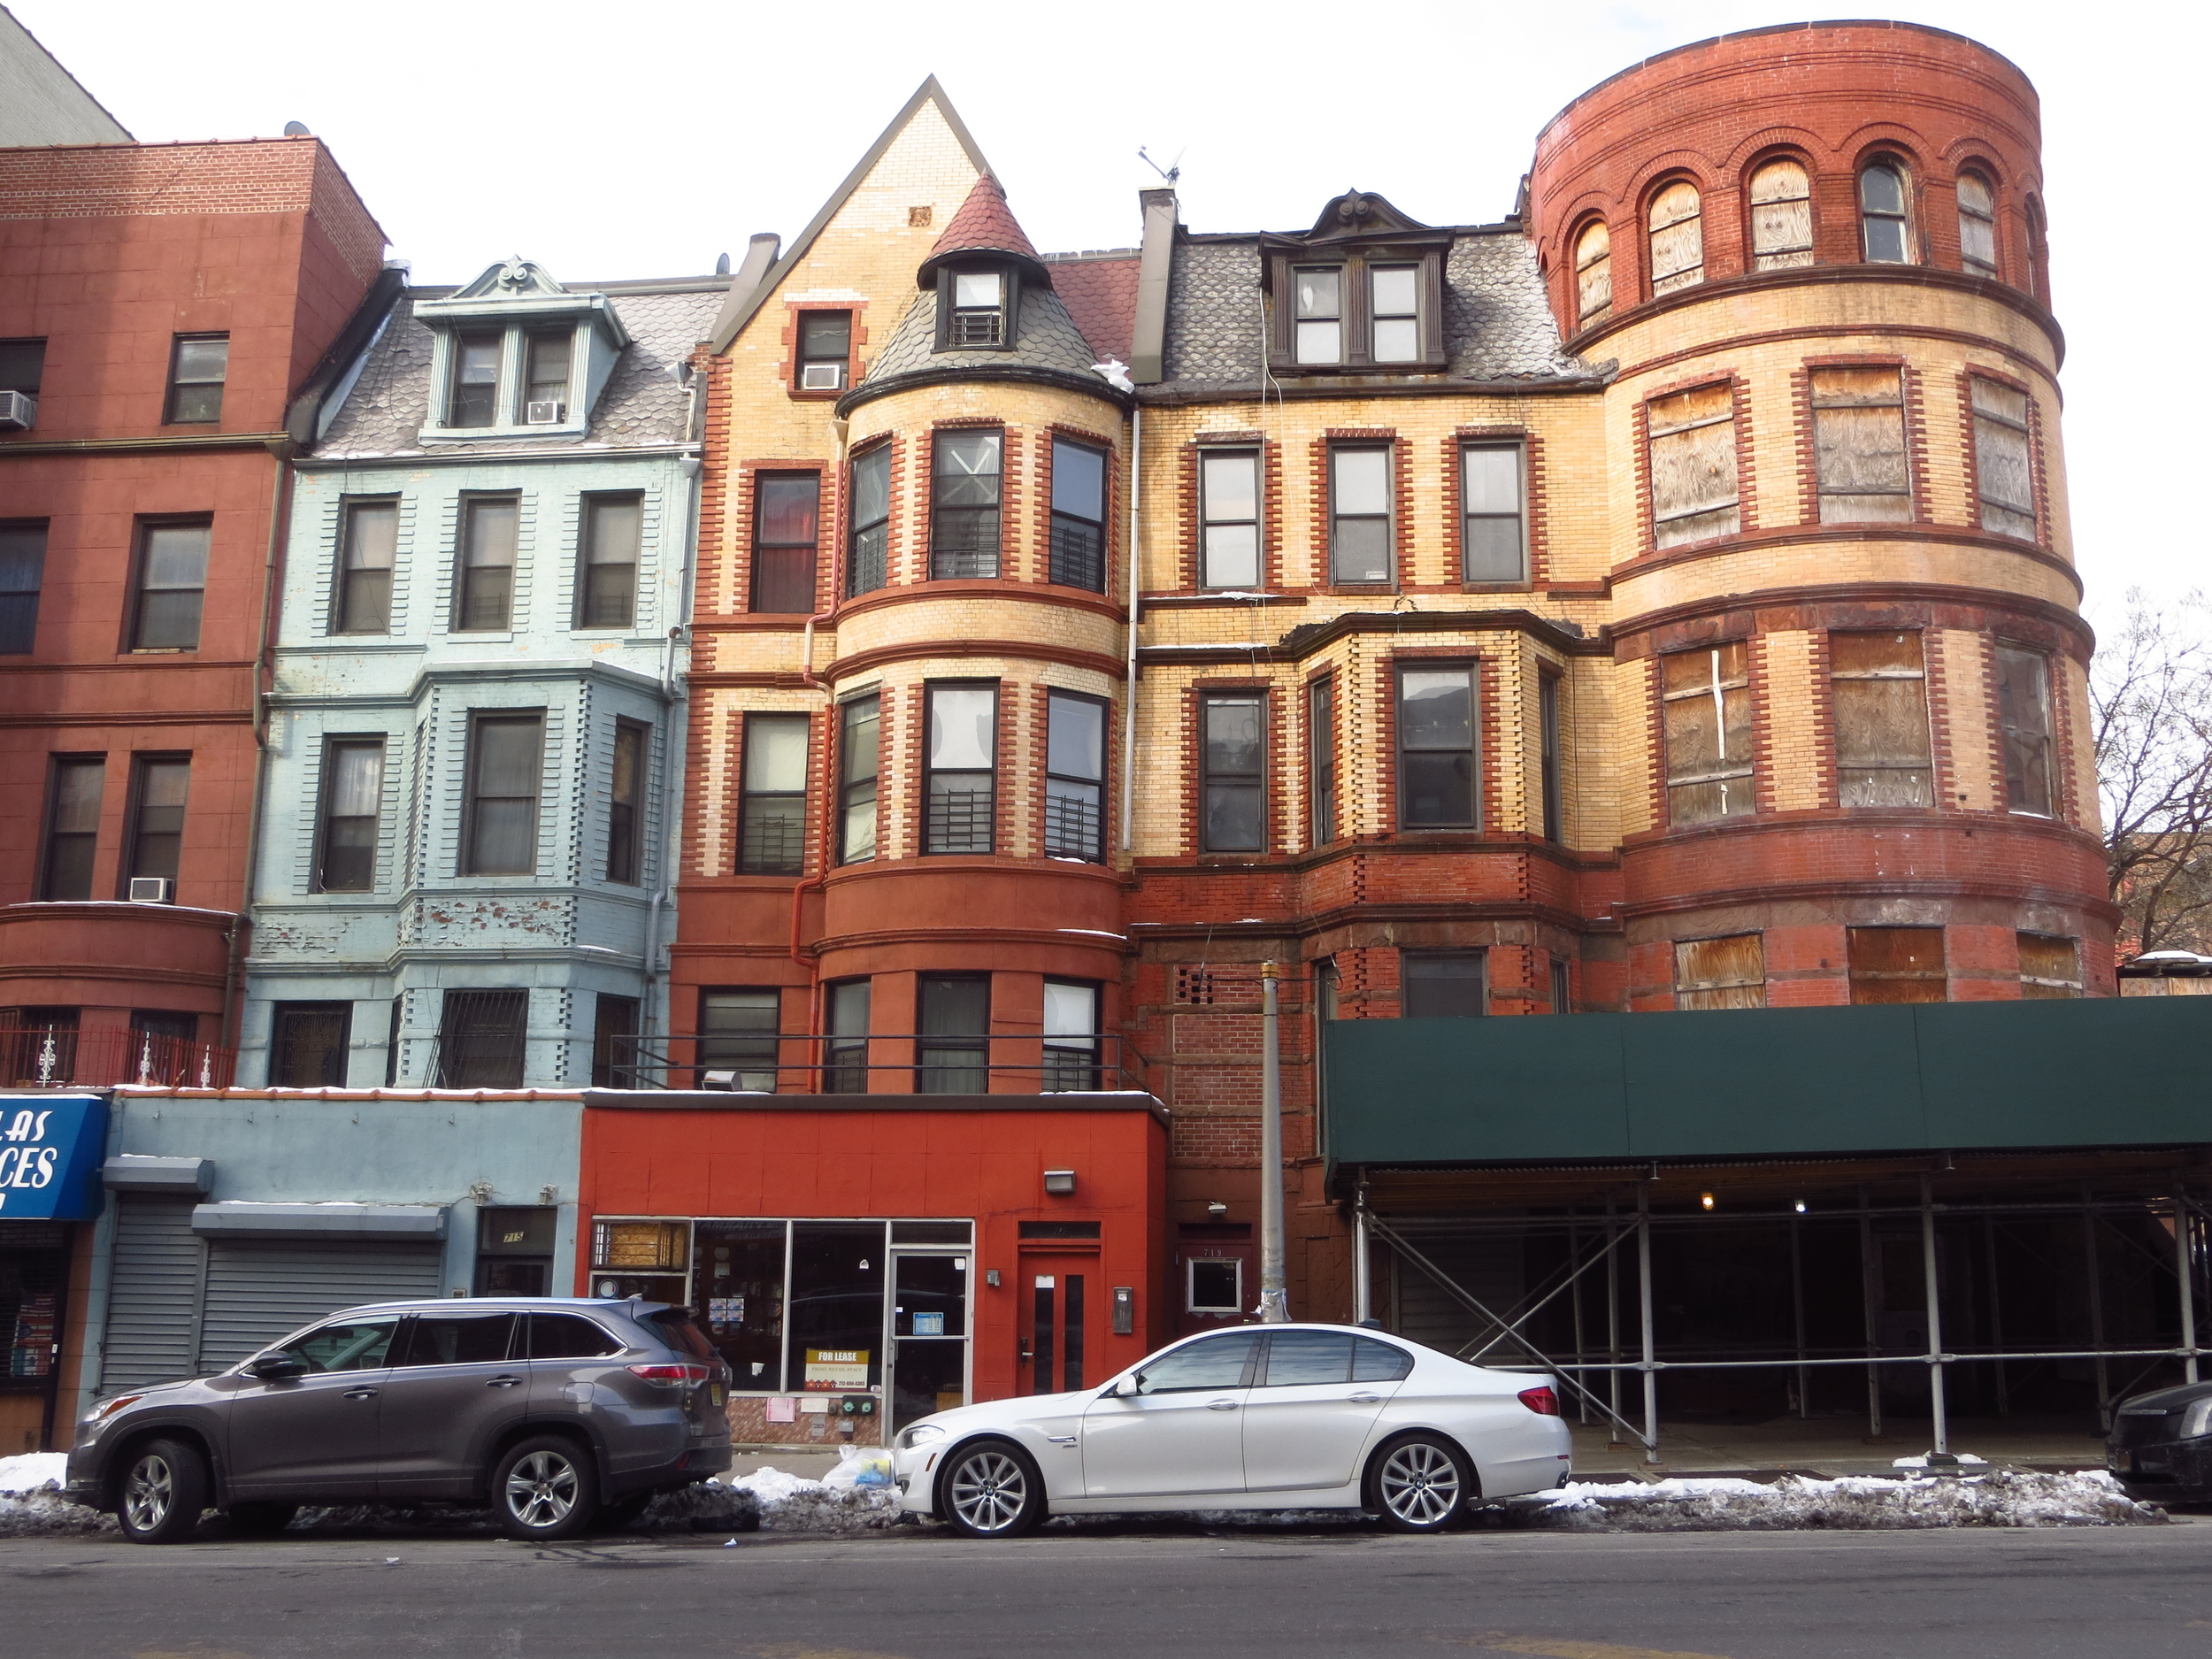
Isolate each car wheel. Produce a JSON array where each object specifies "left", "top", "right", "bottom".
[
  {"left": 1368, "top": 1433, "right": 1472, "bottom": 1532},
  {"left": 225, "top": 1502, "right": 297, "bottom": 1536},
  {"left": 116, "top": 1438, "right": 210, "bottom": 1545},
  {"left": 939, "top": 1439, "right": 1046, "bottom": 1539},
  {"left": 492, "top": 1435, "right": 599, "bottom": 1542}
]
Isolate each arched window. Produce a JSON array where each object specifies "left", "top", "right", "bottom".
[
  {"left": 2024, "top": 195, "right": 2049, "bottom": 302},
  {"left": 1574, "top": 220, "right": 1612, "bottom": 325},
  {"left": 1647, "top": 181, "right": 1703, "bottom": 294},
  {"left": 1859, "top": 160, "right": 1911, "bottom": 263},
  {"left": 1748, "top": 159, "right": 1814, "bottom": 269},
  {"left": 1957, "top": 170, "right": 1997, "bottom": 278}
]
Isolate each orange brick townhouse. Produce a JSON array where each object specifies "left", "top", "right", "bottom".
[{"left": 639, "top": 23, "right": 2209, "bottom": 1446}]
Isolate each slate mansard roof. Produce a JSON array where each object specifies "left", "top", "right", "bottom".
[
  {"left": 312, "top": 277, "right": 728, "bottom": 459},
  {"left": 1154, "top": 224, "right": 1595, "bottom": 396}
]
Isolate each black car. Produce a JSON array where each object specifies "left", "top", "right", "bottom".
[
  {"left": 2107, "top": 1380, "right": 2212, "bottom": 1502},
  {"left": 65, "top": 1298, "right": 732, "bottom": 1543}
]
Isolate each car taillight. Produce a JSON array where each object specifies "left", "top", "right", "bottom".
[
  {"left": 1517, "top": 1386, "right": 1561, "bottom": 1417},
  {"left": 628, "top": 1363, "right": 711, "bottom": 1386}
]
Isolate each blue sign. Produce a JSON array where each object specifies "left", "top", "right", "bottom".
[{"left": 0, "top": 1095, "right": 108, "bottom": 1221}]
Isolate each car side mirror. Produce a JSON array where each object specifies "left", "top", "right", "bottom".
[
  {"left": 248, "top": 1355, "right": 307, "bottom": 1380},
  {"left": 1107, "top": 1375, "right": 1138, "bottom": 1398}
]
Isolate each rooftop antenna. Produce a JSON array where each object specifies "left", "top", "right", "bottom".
[{"left": 1138, "top": 146, "right": 1183, "bottom": 187}]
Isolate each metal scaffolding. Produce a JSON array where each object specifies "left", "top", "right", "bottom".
[{"left": 1359, "top": 1178, "right": 2209, "bottom": 1463}]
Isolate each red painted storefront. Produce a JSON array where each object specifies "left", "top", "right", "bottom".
[{"left": 578, "top": 1093, "right": 1167, "bottom": 1445}]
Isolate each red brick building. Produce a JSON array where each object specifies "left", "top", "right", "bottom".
[{"left": 0, "top": 137, "right": 388, "bottom": 1084}]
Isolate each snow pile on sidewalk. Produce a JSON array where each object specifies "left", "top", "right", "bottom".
[
  {"left": 1529, "top": 1469, "right": 2166, "bottom": 1531},
  {"left": 719, "top": 1455, "right": 902, "bottom": 1532},
  {"left": 0, "top": 1452, "right": 114, "bottom": 1538}
]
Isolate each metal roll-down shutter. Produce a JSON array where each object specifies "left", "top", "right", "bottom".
[
  {"left": 196, "top": 1239, "right": 442, "bottom": 1373},
  {"left": 102, "top": 1196, "right": 204, "bottom": 1390}
]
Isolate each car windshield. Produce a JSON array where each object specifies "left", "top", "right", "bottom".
[{"left": 264, "top": 1316, "right": 399, "bottom": 1373}]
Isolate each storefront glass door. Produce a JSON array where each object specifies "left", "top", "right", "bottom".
[{"left": 887, "top": 1250, "right": 969, "bottom": 1432}]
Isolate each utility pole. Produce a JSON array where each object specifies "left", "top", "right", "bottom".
[{"left": 1257, "top": 961, "right": 1289, "bottom": 1322}]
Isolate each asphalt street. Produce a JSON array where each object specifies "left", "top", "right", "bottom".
[{"left": 6, "top": 1517, "right": 2212, "bottom": 1658}]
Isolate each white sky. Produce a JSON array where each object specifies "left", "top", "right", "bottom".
[{"left": 17, "top": 1, "right": 2207, "bottom": 627}]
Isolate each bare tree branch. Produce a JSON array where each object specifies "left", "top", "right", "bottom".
[{"left": 2091, "top": 588, "right": 2212, "bottom": 955}]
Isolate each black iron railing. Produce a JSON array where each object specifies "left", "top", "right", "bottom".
[{"left": 601, "top": 1030, "right": 1141, "bottom": 1094}]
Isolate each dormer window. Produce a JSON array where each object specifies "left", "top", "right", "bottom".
[
  {"left": 1265, "top": 192, "right": 1448, "bottom": 374},
  {"left": 524, "top": 331, "right": 571, "bottom": 423},
  {"left": 415, "top": 257, "right": 630, "bottom": 442},
  {"left": 449, "top": 335, "right": 502, "bottom": 427},
  {"left": 943, "top": 268, "right": 1010, "bottom": 348}
]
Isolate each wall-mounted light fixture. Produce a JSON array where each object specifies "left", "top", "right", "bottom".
[
  {"left": 1207, "top": 1201, "right": 1228, "bottom": 1218},
  {"left": 1700, "top": 1192, "right": 1716, "bottom": 1210},
  {"left": 1043, "top": 1169, "right": 1076, "bottom": 1195}
]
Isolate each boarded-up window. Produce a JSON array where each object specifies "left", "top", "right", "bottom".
[
  {"left": 1750, "top": 160, "right": 1814, "bottom": 269},
  {"left": 1994, "top": 645, "right": 2053, "bottom": 815},
  {"left": 1831, "top": 631, "right": 1932, "bottom": 808},
  {"left": 1662, "top": 642, "right": 1754, "bottom": 824},
  {"left": 1647, "top": 384, "right": 1739, "bottom": 549},
  {"left": 1811, "top": 366, "right": 1911, "bottom": 523},
  {"left": 1957, "top": 172, "right": 1997, "bottom": 277},
  {"left": 1847, "top": 926, "right": 1946, "bottom": 1004},
  {"left": 2017, "top": 933, "right": 2081, "bottom": 999},
  {"left": 1647, "top": 182, "right": 1704, "bottom": 294},
  {"left": 1675, "top": 933, "right": 1766, "bottom": 1010},
  {"left": 1575, "top": 221, "right": 1611, "bottom": 324},
  {"left": 1971, "top": 379, "right": 2035, "bottom": 541}
]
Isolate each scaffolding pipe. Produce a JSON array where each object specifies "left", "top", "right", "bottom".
[
  {"left": 2179, "top": 1179, "right": 2199, "bottom": 1387},
  {"left": 1352, "top": 1180, "right": 1371, "bottom": 1325},
  {"left": 1537, "top": 1346, "right": 2208, "bottom": 1373},
  {"left": 1859, "top": 1187, "right": 1881, "bottom": 1440},
  {"left": 2084, "top": 1183, "right": 2109, "bottom": 1426},
  {"left": 1256, "top": 962, "right": 1288, "bottom": 1323},
  {"left": 1790, "top": 1210, "right": 1809, "bottom": 1418},
  {"left": 1606, "top": 1193, "right": 1622, "bottom": 1447},
  {"left": 1983, "top": 1213, "right": 2009, "bottom": 1415},
  {"left": 1638, "top": 1182, "right": 1658, "bottom": 1465},
  {"left": 1921, "top": 1173, "right": 1947, "bottom": 1455},
  {"left": 1570, "top": 1215, "right": 1589, "bottom": 1425}
]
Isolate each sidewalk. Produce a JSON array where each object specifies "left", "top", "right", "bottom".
[{"left": 1568, "top": 1413, "right": 2110, "bottom": 1480}]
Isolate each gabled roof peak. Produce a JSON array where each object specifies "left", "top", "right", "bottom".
[
  {"left": 449, "top": 256, "right": 571, "bottom": 300},
  {"left": 1299, "top": 189, "right": 1437, "bottom": 242}
]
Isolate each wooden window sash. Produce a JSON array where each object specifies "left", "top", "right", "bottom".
[
  {"left": 1661, "top": 642, "right": 1753, "bottom": 824},
  {"left": 1647, "top": 182, "right": 1704, "bottom": 295},
  {"left": 1647, "top": 386, "right": 1739, "bottom": 548},
  {"left": 1750, "top": 161, "right": 1814, "bottom": 270},
  {"left": 1575, "top": 222, "right": 1612, "bottom": 324},
  {"left": 1994, "top": 645, "right": 2054, "bottom": 816},
  {"left": 1970, "top": 378, "right": 2037, "bottom": 540},
  {"left": 1811, "top": 366, "right": 1911, "bottom": 524}
]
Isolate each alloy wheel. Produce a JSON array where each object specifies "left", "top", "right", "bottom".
[
  {"left": 1378, "top": 1440, "right": 1462, "bottom": 1527},
  {"left": 123, "top": 1453, "right": 174, "bottom": 1533},
  {"left": 948, "top": 1449, "right": 1029, "bottom": 1534},
  {"left": 504, "top": 1449, "right": 580, "bottom": 1529}
]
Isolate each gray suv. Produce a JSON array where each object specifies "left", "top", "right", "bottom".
[{"left": 65, "top": 1298, "right": 732, "bottom": 1544}]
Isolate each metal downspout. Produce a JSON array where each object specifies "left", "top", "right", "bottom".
[{"left": 1118, "top": 404, "right": 1141, "bottom": 853}]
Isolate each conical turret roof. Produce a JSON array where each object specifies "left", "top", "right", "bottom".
[{"left": 919, "top": 175, "right": 1048, "bottom": 286}]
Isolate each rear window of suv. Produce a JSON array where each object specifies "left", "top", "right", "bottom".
[
  {"left": 526, "top": 1312, "right": 624, "bottom": 1359},
  {"left": 649, "top": 1310, "right": 718, "bottom": 1360}
]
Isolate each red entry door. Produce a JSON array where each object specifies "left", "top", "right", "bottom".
[{"left": 1020, "top": 1260, "right": 1092, "bottom": 1396}]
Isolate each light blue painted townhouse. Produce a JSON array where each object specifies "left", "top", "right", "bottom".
[{"left": 240, "top": 258, "right": 724, "bottom": 1088}]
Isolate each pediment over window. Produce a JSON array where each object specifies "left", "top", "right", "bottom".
[
  {"left": 1260, "top": 192, "right": 1452, "bottom": 375},
  {"left": 411, "top": 256, "right": 632, "bottom": 442}
]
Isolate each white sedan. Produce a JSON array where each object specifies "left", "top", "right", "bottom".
[{"left": 892, "top": 1323, "right": 1571, "bottom": 1537}]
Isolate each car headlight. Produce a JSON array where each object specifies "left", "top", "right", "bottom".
[
  {"left": 900, "top": 1424, "right": 947, "bottom": 1451},
  {"left": 2181, "top": 1398, "right": 2212, "bottom": 1440},
  {"left": 81, "top": 1394, "right": 143, "bottom": 1430}
]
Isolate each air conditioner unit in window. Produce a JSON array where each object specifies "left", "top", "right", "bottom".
[
  {"left": 525, "top": 400, "right": 565, "bottom": 424},
  {"left": 127, "top": 877, "right": 172, "bottom": 904},
  {"left": 0, "top": 389, "right": 35, "bottom": 432},
  {"left": 798, "top": 363, "right": 843, "bottom": 391}
]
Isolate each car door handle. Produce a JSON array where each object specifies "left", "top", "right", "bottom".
[
  {"left": 1206, "top": 1398, "right": 1239, "bottom": 1411},
  {"left": 342, "top": 1387, "right": 378, "bottom": 1400},
  {"left": 1349, "top": 1392, "right": 1383, "bottom": 1404},
  {"left": 486, "top": 1375, "right": 523, "bottom": 1388},
  {"left": 1044, "top": 1434, "right": 1077, "bottom": 1446}
]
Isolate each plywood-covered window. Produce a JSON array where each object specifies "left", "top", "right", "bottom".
[
  {"left": 1847, "top": 926, "right": 1946, "bottom": 1003},
  {"left": 1750, "top": 160, "right": 1815, "bottom": 269},
  {"left": 1662, "top": 642, "right": 1754, "bottom": 825},
  {"left": 1575, "top": 221, "right": 1611, "bottom": 325},
  {"left": 1994, "top": 645, "right": 2054, "bottom": 816},
  {"left": 1647, "top": 181, "right": 1704, "bottom": 294},
  {"left": 1811, "top": 366, "right": 1912, "bottom": 523},
  {"left": 1647, "top": 384, "right": 1740, "bottom": 549},
  {"left": 1971, "top": 378, "right": 2036, "bottom": 540},
  {"left": 1831, "top": 631, "right": 1933, "bottom": 808},
  {"left": 1957, "top": 171, "right": 1998, "bottom": 278},
  {"left": 2017, "top": 933, "right": 2082, "bottom": 999},
  {"left": 1674, "top": 933, "right": 1766, "bottom": 1010}
]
